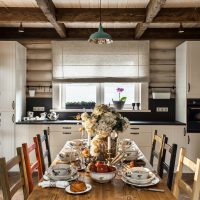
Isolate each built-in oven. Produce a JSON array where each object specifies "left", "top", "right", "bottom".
[{"left": 187, "top": 99, "right": 200, "bottom": 133}]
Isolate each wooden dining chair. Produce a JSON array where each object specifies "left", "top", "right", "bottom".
[
  {"left": 22, "top": 137, "right": 43, "bottom": 193},
  {"left": 150, "top": 130, "right": 167, "bottom": 173},
  {"left": 0, "top": 147, "right": 29, "bottom": 200},
  {"left": 159, "top": 141, "right": 177, "bottom": 190},
  {"left": 37, "top": 129, "right": 52, "bottom": 174},
  {"left": 173, "top": 148, "right": 200, "bottom": 200}
]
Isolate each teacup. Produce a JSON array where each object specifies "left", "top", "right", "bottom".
[
  {"left": 40, "top": 112, "right": 47, "bottom": 119},
  {"left": 129, "top": 168, "right": 149, "bottom": 180},
  {"left": 70, "top": 139, "right": 83, "bottom": 147}
]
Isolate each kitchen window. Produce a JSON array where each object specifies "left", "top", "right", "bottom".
[{"left": 60, "top": 83, "right": 140, "bottom": 109}]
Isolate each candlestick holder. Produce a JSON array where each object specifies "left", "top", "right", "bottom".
[{"left": 107, "top": 150, "right": 112, "bottom": 165}]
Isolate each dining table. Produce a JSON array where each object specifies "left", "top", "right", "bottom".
[{"left": 27, "top": 139, "right": 176, "bottom": 200}]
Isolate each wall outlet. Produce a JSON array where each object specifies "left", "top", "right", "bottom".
[
  {"left": 156, "top": 107, "right": 168, "bottom": 112},
  {"left": 33, "top": 107, "right": 45, "bottom": 111}
]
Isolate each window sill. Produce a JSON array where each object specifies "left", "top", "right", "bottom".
[{"left": 50, "top": 109, "right": 151, "bottom": 113}]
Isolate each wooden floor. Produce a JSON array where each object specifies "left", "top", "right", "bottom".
[{"left": 0, "top": 173, "right": 196, "bottom": 200}]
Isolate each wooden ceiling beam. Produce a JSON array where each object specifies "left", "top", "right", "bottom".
[
  {"left": 135, "top": 0, "right": 166, "bottom": 39},
  {"left": 35, "top": 0, "right": 66, "bottom": 38},
  {"left": 57, "top": 8, "right": 145, "bottom": 22},
  {"left": 0, "top": 8, "right": 200, "bottom": 23},
  {"left": 0, "top": 27, "right": 200, "bottom": 40},
  {"left": 0, "top": 8, "right": 47, "bottom": 23},
  {"left": 154, "top": 8, "right": 200, "bottom": 23}
]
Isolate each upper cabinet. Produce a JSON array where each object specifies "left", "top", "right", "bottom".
[
  {"left": 176, "top": 41, "right": 200, "bottom": 99},
  {"left": 0, "top": 41, "right": 26, "bottom": 121},
  {"left": 176, "top": 41, "right": 200, "bottom": 123},
  {"left": 187, "top": 42, "right": 200, "bottom": 98}
]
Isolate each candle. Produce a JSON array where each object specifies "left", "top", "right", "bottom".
[
  {"left": 108, "top": 136, "right": 111, "bottom": 151},
  {"left": 88, "top": 133, "right": 91, "bottom": 147}
]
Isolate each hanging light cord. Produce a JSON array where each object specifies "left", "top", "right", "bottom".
[{"left": 99, "top": 0, "right": 102, "bottom": 24}]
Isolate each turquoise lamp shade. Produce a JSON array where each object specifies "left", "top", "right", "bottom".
[{"left": 88, "top": 23, "right": 113, "bottom": 44}]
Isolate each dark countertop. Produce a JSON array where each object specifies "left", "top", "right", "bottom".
[{"left": 16, "top": 120, "right": 186, "bottom": 126}]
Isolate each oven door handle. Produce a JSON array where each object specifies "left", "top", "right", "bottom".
[{"left": 189, "top": 107, "right": 200, "bottom": 110}]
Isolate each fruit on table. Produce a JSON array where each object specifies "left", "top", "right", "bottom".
[
  {"left": 129, "top": 161, "right": 135, "bottom": 168},
  {"left": 96, "top": 164, "right": 109, "bottom": 173},
  {"left": 89, "top": 161, "right": 116, "bottom": 173},
  {"left": 95, "top": 161, "right": 104, "bottom": 167},
  {"left": 88, "top": 163, "right": 97, "bottom": 172},
  {"left": 108, "top": 166, "right": 116, "bottom": 172},
  {"left": 82, "top": 148, "right": 90, "bottom": 157}
]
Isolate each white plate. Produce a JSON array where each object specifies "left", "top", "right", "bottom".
[
  {"left": 65, "top": 183, "right": 92, "bottom": 194},
  {"left": 122, "top": 171, "right": 156, "bottom": 185},
  {"left": 45, "top": 164, "right": 78, "bottom": 181},
  {"left": 122, "top": 176, "right": 160, "bottom": 187}
]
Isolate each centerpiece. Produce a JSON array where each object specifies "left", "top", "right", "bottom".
[{"left": 81, "top": 104, "right": 129, "bottom": 160}]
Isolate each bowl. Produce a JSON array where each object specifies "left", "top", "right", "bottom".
[{"left": 90, "top": 171, "right": 116, "bottom": 183}]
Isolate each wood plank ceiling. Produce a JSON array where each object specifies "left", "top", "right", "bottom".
[{"left": 0, "top": 0, "right": 200, "bottom": 39}]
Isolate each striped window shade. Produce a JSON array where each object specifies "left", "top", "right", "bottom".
[{"left": 52, "top": 41, "right": 149, "bottom": 83}]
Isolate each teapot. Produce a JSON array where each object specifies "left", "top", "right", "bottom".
[{"left": 48, "top": 112, "right": 59, "bottom": 120}]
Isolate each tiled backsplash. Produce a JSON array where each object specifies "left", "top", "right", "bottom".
[{"left": 26, "top": 98, "right": 175, "bottom": 121}]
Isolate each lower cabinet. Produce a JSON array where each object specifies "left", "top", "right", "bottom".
[
  {"left": 186, "top": 133, "right": 200, "bottom": 163},
  {"left": 15, "top": 123, "right": 197, "bottom": 174},
  {"left": 118, "top": 125, "right": 152, "bottom": 161},
  {"left": 49, "top": 125, "right": 82, "bottom": 160},
  {"left": 0, "top": 112, "right": 15, "bottom": 161},
  {"left": 151, "top": 125, "right": 187, "bottom": 171}
]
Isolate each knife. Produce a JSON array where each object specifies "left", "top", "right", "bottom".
[
  {"left": 130, "top": 185, "right": 164, "bottom": 192},
  {"left": 142, "top": 188, "right": 165, "bottom": 192}
]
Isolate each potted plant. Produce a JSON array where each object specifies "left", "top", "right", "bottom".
[
  {"left": 112, "top": 88, "right": 127, "bottom": 110},
  {"left": 65, "top": 101, "right": 96, "bottom": 109}
]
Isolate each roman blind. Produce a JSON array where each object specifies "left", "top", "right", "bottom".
[{"left": 52, "top": 41, "right": 149, "bottom": 83}]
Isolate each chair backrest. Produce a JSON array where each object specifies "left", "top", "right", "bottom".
[
  {"left": 173, "top": 148, "right": 200, "bottom": 200},
  {"left": 37, "top": 129, "right": 52, "bottom": 174},
  {"left": 22, "top": 137, "right": 43, "bottom": 193},
  {"left": 150, "top": 130, "right": 167, "bottom": 173},
  {"left": 0, "top": 147, "right": 29, "bottom": 200},
  {"left": 159, "top": 141, "right": 177, "bottom": 190}
]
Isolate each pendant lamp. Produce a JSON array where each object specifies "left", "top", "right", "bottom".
[{"left": 88, "top": 0, "right": 113, "bottom": 44}]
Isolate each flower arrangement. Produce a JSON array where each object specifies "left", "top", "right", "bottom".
[
  {"left": 81, "top": 104, "right": 129, "bottom": 138},
  {"left": 81, "top": 104, "right": 129, "bottom": 157}
]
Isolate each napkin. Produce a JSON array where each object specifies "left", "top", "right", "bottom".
[{"left": 38, "top": 181, "right": 69, "bottom": 188}]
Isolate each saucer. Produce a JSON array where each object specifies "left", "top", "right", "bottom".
[{"left": 65, "top": 183, "right": 92, "bottom": 194}]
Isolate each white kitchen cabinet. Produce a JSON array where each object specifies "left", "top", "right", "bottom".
[
  {"left": 0, "top": 42, "right": 26, "bottom": 117},
  {"left": 0, "top": 112, "right": 15, "bottom": 161},
  {"left": 186, "top": 133, "right": 200, "bottom": 163},
  {"left": 151, "top": 125, "right": 187, "bottom": 171},
  {"left": 29, "top": 125, "right": 49, "bottom": 145},
  {"left": 15, "top": 125, "right": 29, "bottom": 148},
  {"left": 0, "top": 42, "right": 26, "bottom": 161},
  {"left": 119, "top": 125, "right": 152, "bottom": 160},
  {"left": 49, "top": 125, "right": 81, "bottom": 160},
  {"left": 15, "top": 124, "right": 50, "bottom": 147},
  {"left": 176, "top": 41, "right": 200, "bottom": 99}
]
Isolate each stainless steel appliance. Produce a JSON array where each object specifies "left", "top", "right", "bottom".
[{"left": 187, "top": 99, "right": 200, "bottom": 133}]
